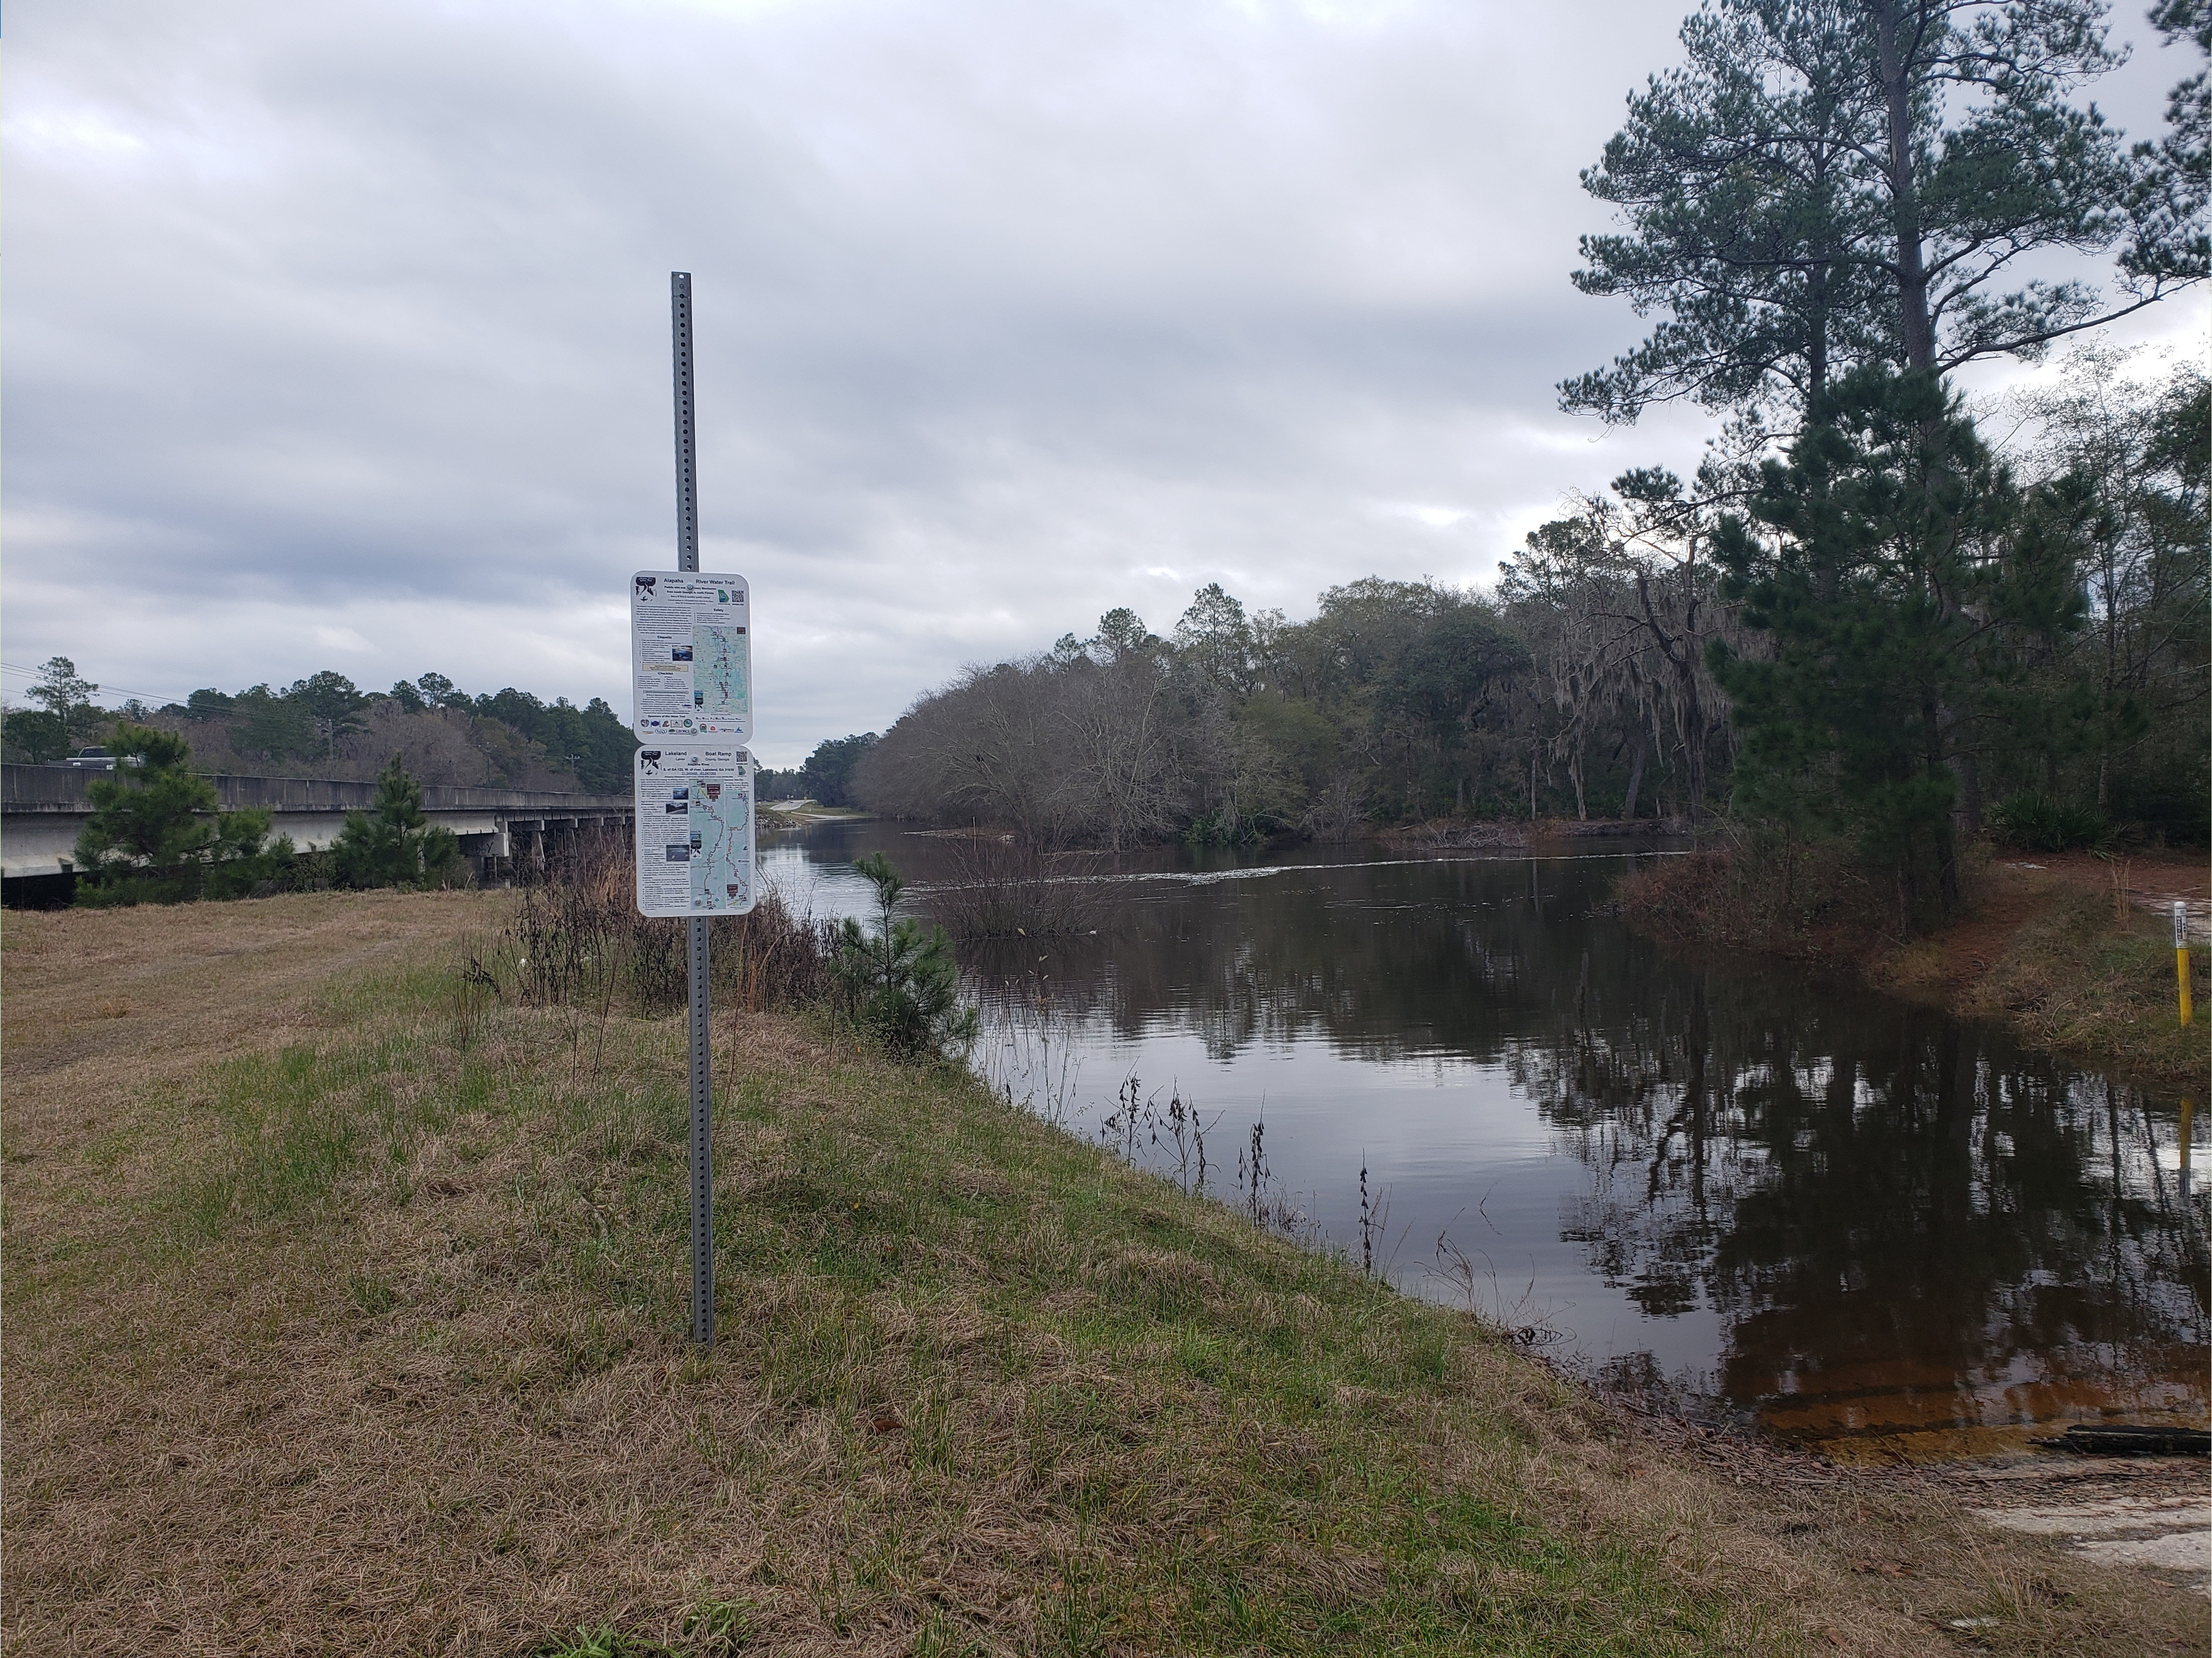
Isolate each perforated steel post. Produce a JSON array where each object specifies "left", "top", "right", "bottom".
[
  {"left": 673, "top": 271, "right": 714, "bottom": 1348},
  {"left": 687, "top": 900, "right": 713, "bottom": 1345}
]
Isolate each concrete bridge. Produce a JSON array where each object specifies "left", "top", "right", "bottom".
[{"left": 1, "top": 764, "right": 633, "bottom": 895}]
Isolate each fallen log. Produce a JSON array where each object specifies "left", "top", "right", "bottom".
[{"left": 2030, "top": 1424, "right": 2210, "bottom": 1457}]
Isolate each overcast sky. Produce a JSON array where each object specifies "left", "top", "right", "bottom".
[{"left": 7, "top": 0, "right": 2203, "bottom": 768}]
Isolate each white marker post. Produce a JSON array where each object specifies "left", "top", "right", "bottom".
[{"left": 638, "top": 271, "right": 762, "bottom": 1349}]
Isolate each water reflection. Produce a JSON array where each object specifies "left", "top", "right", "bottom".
[
  {"left": 1527, "top": 990, "right": 2209, "bottom": 1458},
  {"left": 761, "top": 819, "right": 2209, "bottom": 1459}
]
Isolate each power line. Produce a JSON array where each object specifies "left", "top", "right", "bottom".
[{"left": 0, "top": 662, "right": 185, "bottom": 709}]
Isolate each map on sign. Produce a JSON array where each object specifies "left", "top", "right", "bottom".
[
  {"left": 634, "top": 743, "right": 756, "bottom": 917},
  {"left": 631, "top": 570, "right": 751, "bottom": 739}
]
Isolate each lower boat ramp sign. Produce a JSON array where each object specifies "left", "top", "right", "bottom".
[
  {"left": 633, "top": 742, "right": 755, "bottom": 919},
  {"left": 631, "top": 719, "right": 755, "bottom": 1349}
]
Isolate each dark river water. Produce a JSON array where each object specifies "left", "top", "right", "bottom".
[{"left": 761, "top": 817, "right": 2210, "bottom": 1462}]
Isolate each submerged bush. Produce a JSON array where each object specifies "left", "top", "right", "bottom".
[
  {"left": 918, "top": 832, "right": 1108, "bottom": 939},
  {"left": 1615, "top": 831, "right": 1903, "bottom": 950}
]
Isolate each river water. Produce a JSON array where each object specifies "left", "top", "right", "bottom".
[{"left": 760, "top": 817, "right": 2210, "bottom": 1462}]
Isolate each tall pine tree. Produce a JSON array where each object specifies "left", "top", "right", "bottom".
[
  {"left": 1567, "top": 0, "right": 2181, "bottom": 435},
  {"left": 1708, "top": 366, "right": 2096, "bottom": 921},
  {"left": 331, "top": 754, "right": 463, "bottom": 889}
]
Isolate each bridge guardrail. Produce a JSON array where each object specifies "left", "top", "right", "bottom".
[
  {"left": 2, "top": 765, "right": 634, "bottom": 886},
  {"left": 2, "top": 764, "right": 630, "bottom": 814}
]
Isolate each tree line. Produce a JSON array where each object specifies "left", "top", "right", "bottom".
[
  {"left": 11, "top": 0, "right": 2202, "bottom": 932},
  {"left": 3, "top": 663, "right": 638, "bottom": 795},
  {"left": 756, "top": 733, "right": 879, "bottom": 808},
  {"left": 856, "top": 0, "right": 2209, "bottom": 929},
  {"left": 853, "top": 346, "right": 2202, "bottom": 866}
]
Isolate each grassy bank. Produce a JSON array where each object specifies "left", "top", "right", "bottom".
[
  {"left": 1906, "top": 870, "right": 2207, "bottom": 1086},
  {"left": 1620, "top": 843, "right": 2208, "bottom": 1088},
  {"left": 5, "top": 892, "right": 2205, "bottom": 1654}
]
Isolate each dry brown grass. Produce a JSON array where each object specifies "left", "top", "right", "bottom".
[
  {"left": 3, "top": 887, "right": 506, "bottom": 1159},
  {"left": 4, "top": 892, "right": 2205, "bottom": 1655}
]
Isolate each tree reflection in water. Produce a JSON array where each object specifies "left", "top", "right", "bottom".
[
  {"left": 1512, "top": 974, "right": 2209, "bottom": 1457},
  {"left": 787, "top": 823, "right": 2209, "bottom": 1458}
]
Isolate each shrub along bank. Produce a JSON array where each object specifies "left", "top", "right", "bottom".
[{"left": 10, "top": 888, "right": 2207, "bottom": 1654}]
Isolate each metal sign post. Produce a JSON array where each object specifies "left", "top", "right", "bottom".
[
  {"left": 673, "top": 271, "right": 714, "bottom": 1348},
  {"left": 639, "top": 276, "right": 756, "bottom": 1347}
]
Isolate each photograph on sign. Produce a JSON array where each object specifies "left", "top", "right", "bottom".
[
  {"left": 634, "top": 743, "right": 756, "bottom": 917},
  {"left": 632, "top": 570, "right": 752, "bottom": 739}
]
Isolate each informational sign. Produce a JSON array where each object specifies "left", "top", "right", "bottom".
[
  {"left": 634, "top": 743, "right": 756, "bottom": 917},
  {"left": 631, "top": 570, "right": 751, "bottom": 739}
]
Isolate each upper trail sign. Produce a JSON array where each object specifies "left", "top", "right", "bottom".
[{"left": 631, "top": 570, "right": 752, "bottom": 740}]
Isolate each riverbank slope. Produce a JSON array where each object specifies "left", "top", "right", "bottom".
[
  {"left": 1621, "top": 844, "right": 2208, "bottom": 1088},
  {"left": 5, "top": 892, "right": 2204, "bottom": 1654}
]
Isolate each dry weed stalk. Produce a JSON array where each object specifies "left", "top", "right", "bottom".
[
  {"left": 974, "top": 966, "right": 1085, "bottom": 1122},
  {"left": 504, "top": 829, "right": 831, "bottom": 1042},
  {"left": 1097, "top": 1075, "right": 1217, "bottom": 1196}
]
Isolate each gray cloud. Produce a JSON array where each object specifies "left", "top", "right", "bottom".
[{"left": 7, "top": 0, "right": 2200, "bottom": 765}]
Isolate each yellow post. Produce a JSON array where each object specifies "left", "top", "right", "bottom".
[{"left": 2176, "top": 902, "right": 2194, "bottom": 1027}]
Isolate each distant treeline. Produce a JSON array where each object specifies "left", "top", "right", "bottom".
[
  {"left": 856, "top": 359, "right": 2208, "bottom": 871},
  {"left": 756, "top": 733, "right": 878, "bottom": 807},
  {"left": 854, "top": 581, "right": 1676, "bottom": 848},
  {"left": 3, "top": 667, "right": 637, "bottom": 794}
]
